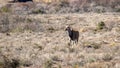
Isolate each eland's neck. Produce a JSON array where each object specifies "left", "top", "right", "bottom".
[{"left": 67, "top": 29, "right": 72, "bottom": 36}]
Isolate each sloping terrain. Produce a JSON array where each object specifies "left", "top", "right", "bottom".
[
  {"left": 0, "top": 13, "right": 120, "bottom": 68},
  {"left": 0, "top": 0, "right": 120, "bottom": 14}
]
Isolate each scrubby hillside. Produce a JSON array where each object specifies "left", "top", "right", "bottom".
[
  {"left": 0, "top": 0, "right": 120, "bottom": 14},
  {"left": 0, "top": 0, "right": 120, "bottom": 68},
  {"left": 0, "top": 13, "right": 120, "bottom": 68}
]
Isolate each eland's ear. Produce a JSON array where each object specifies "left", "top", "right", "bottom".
[
  {"left": 65, "top": 25, "right": 69, "bottom": 31},
  {"left": 65, "top": 25, "right": 69, "bottom": 28}
]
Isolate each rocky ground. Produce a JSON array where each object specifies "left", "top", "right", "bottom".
[{"left": 0, "top": 13, "right": 120, "bottom": 68}]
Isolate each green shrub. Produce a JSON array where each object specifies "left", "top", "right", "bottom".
[
  {"left": 0, "top": 61, "right": 4, "bottom": 68},
  {"left": 0, "top": 15, "right": 10, "bottom": 33},
  {"left": 97, "top": 21, "right": 106, "bottom": 30},
  {"left": 47, "top": 27, "right": 56, "bottom": 33},
  {"left": 88, "top": 57, "right": 96, "bottom": 63},
  {"left": 83, "top": 42, "right": 101, "bottom": 49},
  {"left": 34, "top": 43, "right": 43, "bottom": 51},
  {"left": 73, "top": 63, "right": 79, "bottom": 68},
  {"left": 26, "top": 18, "right": 33, "bottom": 23},
  {"left": 92, "top": 43, "right": 101, "bottom": 49},
  {"left": 2, "top": 56, "right": 20, "bottom": 68},
  {"left": 32, "top": 9, "right": 46, "bottom": 14},
  {"left": 51, "top": 56, "right": 59, "bottom": 61},
  {"left": 69, "top": 47, "right": 75, "bottom": 52},
  {"left": 59, "top": 0, "right": 69, "bottom": 7},
  {"left": 11, "top": 27, "right": 23, "bottom": 33},
  {"left": 44, "top": 60, "right": 53, "bottom": 68},
  {"left": 0, "top": 6, "right": 11, "bottom": 13},
  {"left": 116, "top": 8, "right": 120, "bottom": 12},
  {"left": 102, "top": 53, "right": 113, "bottom": 61}
]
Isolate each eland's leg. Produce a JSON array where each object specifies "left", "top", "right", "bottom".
[
  {"left": 70, "top": 39, "right": 72, "bottom": 46},
  {"left": 75, "top": 40, "right": 78, "bottom": 45}
]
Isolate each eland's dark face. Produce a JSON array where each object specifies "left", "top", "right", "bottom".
[
  {"left": 65, "top": 26, "right": 71, "bottom": 31},
  {"left": 65, "top": 26, "right": 72, "bottom": 37}
]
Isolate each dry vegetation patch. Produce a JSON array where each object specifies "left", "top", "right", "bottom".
[{"left": 0, "top": 13, "right": 120, "bottom": 68}]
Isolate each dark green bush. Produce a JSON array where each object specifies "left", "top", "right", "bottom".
[{"left": 97, "top": 21, "right": 106, "bottom": 30}]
